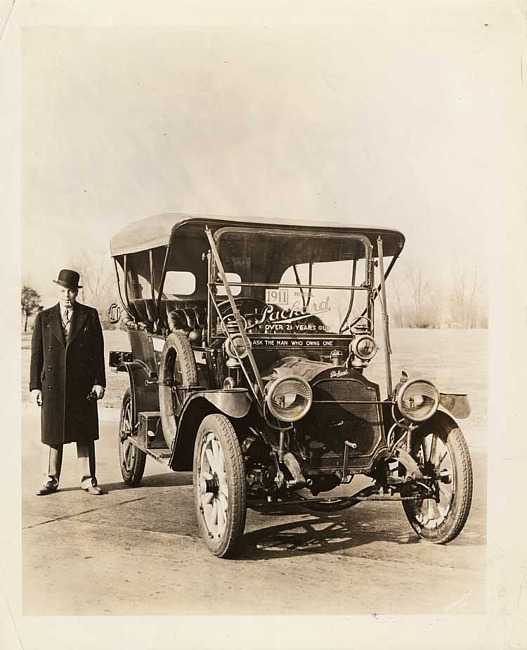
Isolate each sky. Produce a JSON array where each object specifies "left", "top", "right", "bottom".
[{"left": 19, "top": 1, "right": 523, "bottom": 306}]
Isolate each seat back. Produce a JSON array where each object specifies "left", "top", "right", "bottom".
[{"left": 164, "top": 300, "right": 207, "bottom": 344}]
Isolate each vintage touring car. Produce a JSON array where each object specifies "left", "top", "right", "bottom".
[{"left": 109, "top": 213, "right": 473, "bottom": 557}]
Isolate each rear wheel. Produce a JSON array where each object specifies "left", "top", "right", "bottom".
[
  {"left": 118, "top": 388, "right": 146, "bottom": 486},
  {"left": 194, "top": 414, "right": 246, "bottom": 558},
  {"left": 402, "top": 420, "right": 472, "bottom": 543}
]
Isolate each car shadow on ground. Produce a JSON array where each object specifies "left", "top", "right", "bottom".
[
  {"left": 237, "top": 506, "right": 486, "bottom": 560},
  {"left": 236, "top": 509, "right": 421, "bottom": 560}
]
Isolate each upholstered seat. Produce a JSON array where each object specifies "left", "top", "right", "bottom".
[{"left": 165, "top": 302, "right": 207, "bottom": 344}]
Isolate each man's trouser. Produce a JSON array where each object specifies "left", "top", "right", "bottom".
[{"left": 42, "top": 441, "right": 97, "bottom": 490}]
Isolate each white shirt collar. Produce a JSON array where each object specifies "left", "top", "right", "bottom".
[{"left": 60, "top": 303, "right": 75, "bottom": 318}]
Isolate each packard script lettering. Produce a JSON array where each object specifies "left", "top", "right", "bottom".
[
  {"left": 330, "top": 369, "right": 349, "bottom": 378},
  {"left": 251, "top": 299, "right": 331, "bottom": 333}
]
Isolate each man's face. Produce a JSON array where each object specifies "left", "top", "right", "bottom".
[{"left": 57, "top": 286, "right": 78, "bottom": 309}]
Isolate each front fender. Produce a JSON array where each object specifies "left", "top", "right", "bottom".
[
  {"left": 439, "top": 393, "right": 471, "bottom": 419},
  {"left": 169, "top": 389, "right": 252, "bottom": 470},
  {"left": 417, "top": 409, "right": 462, "bottom": 437},
  {"left": 193, "top": 388, "right": 252, "bottom": 418}
]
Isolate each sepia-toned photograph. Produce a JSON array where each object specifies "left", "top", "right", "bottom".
[{"left": 3, "top": 0, "right": 526, "bottom": 648}]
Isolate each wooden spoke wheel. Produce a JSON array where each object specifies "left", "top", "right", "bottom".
[
  {"left": 402, "top": 418, "right": 473, "bottom": 544},
  {"left": 118, "top": 388, "right": 146, "bottom": 486},
  {"left": 194, "top": 414, "right": 246, "bottom": 558}
]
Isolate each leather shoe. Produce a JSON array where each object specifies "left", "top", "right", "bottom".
[
  {"left": 84, "top": 485, "right": 104, "bottom": 495},
  {"left": 36, "top": 484, "right": 57, "bottom": 496}
]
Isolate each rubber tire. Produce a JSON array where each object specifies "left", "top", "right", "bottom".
[
  {"left": 118, "top": 388, "right": 147, "bottom": 486},
  {"left": 193, "top": 414, "right": 247, "bottom": 558},
  {"left": 402, "top": 422, "right": 473, "bottom": 544},
  {"left": 159, "top": 332, "right": 198, "bottom": 448}
]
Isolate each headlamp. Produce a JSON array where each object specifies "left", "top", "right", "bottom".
[
  {"left": 396, "top": 378, "right": 440, "bottom": 422},
  {"left": 224, "top": 334, "right": 250, "bottom": 360},
  {"left": 265, "top": 375, "right": 313, "bottom": 423},
  {"left": 351, "top": 335, "right": 377, "bottom": 361}
]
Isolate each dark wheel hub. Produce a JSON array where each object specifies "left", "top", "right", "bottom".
[{"left": 200, "top": 473, "right": 219, "bottom": 496}]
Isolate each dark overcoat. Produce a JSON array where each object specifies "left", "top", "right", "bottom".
[{"left": 29, "top": 302, "right": 106, "bottom": 445}]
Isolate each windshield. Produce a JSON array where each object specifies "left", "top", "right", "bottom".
[
  {"left": 275, "top": 260, "right": 369, "bottom": 334},
  {"left": 211, "top": 229, "right": 372, "bottom": 337}
]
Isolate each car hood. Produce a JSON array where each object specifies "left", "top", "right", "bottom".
[{"left": 262, "top": 355, "right": 333, "bottom": 384}]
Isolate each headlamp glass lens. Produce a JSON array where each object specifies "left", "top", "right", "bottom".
[
  {"left": 267, "top": 377, "right": 312, "bottom": 422},
  {"left": 225, "top": 335, "right": 249, "bottom": 359},
  {"left": 353, "top": 335, "right": 377, "bottom": 360},
  {"left": 397, "top": 380, "right": 439, "bottom": 422}
]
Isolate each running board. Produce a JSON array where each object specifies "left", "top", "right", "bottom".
[
  {"left": 127, "top": 436, "right": 171, "bottom": 464},
  {"left": 145, "top": 447, "right": 171, "bottom": 462}
]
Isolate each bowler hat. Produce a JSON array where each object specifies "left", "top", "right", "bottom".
[{"left": 53, "top": 269, "right": 82, "bottom": 290}]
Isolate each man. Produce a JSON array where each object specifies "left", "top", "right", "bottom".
[{"left": 29, "top": 269, "right": 106, "bottom": 496}]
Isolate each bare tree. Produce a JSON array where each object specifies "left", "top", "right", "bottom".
[
  {"left": 67, "top": 249, "right": 117, "bottom": 328},
  {"left": 404, "top": 264, "right": 442, "bottom": 328},
  {"left": 389, "top": 272, "right": 405, "bottom": 328},
  {"left": 448, "top": 262, "right": 486, "bottom": 328},
  {"left": 21, "top": 285, "right": 42, "bottom": 332},
  {"left": 373, "top": 257, "right": 487, "bottom": 330}
]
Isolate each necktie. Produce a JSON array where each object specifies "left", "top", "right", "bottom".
[{"left": 63, "top": 308, "right": 71, "bottom": 339}]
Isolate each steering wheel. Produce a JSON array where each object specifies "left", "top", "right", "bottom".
[
  {"left": 216, "top": 297, "right": 268, "bottom": 316},
  {"left": 216, "top": 297, "right": 269, "bottom": 333}
]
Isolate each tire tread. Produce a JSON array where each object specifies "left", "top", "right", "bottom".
[
  {"left": 403, "top": 421, "right": 473, "bottom": 544},
  {"left": 119, "top": 388, "right": 147, "bottom": 486},
  {"left": 194, "top": 413, "right": 246, "bottom": 558}
]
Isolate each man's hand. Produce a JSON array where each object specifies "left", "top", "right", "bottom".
[
  {"left": 91, "top": 385, "right": 105, "bottom": 400},
  {"left": 31, "top": 389, "right": 42, "bottom": 407}
]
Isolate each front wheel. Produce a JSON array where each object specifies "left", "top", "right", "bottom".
[
  {"left": 194, "top": 414, "right": 247, "bottom": 558},
  {"left": 402, "top": 418, "right": 473, "bottom": 544},
  {"left": 118, "top": 388, "right": 147, "bottom": 486}
]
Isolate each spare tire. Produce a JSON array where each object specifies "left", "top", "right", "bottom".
[{"left": 159, "top": 333, "right": 198, "bottom": 448}]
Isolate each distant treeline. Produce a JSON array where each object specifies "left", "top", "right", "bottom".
[{"left": 388, "top": 261, "right": 487, "bottom": 329}]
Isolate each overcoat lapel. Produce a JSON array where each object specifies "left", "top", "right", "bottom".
[
  {"left": 67, "top": 304, "right": 88, "bottom": 347},
  {"left": 49, "top": 304, "right": 66, "bottom": 347}
]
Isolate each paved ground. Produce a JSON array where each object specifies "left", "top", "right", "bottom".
[{"left": 22, "top": 410, "right": 486, "bottom": 616}]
